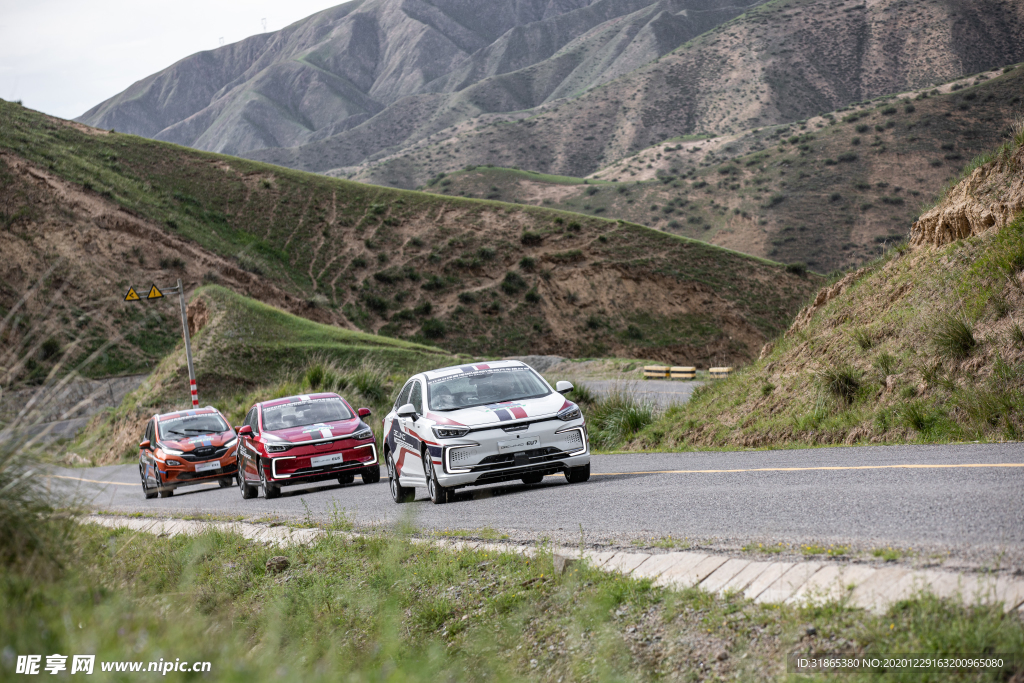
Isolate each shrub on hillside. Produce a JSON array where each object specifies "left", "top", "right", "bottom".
[
  {"left": 421, "top": 318, "right": 446, "bottom": 339},
  {"left": 520, "top": 231, "right": 543, "bottom": 246},
  {"left": 501, "top": 271, "right": 527, "bottom": 295}
]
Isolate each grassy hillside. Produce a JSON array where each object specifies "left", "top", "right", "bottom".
[
  {"left": 73, "top": 285, "right": 456, "bottom": 464},
  {"left": 0, "top": 100, "right": 820, "bottom": 387},
  {"left": 350, "top": 0, "right": 1024, "bottom": 189},
  {"left": 416, "top": 65, "right": 1024, "bottom": 273},
  {"left": 633, "top": 135, "right": 1024, "bottom": 450}
]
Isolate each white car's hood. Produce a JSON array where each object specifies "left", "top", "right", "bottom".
[{"left": 428, "top": 392, "right": 570, "bottom": 427}]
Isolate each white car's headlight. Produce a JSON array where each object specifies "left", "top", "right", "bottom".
[
  {"left": 433, "top": 425, "right": 470, "bottom": 438},
  {"left": 351, "top": 428, "right": 373, "bottom": 441},
  {"left": 557, "top": 405, "right": 582, "bottom": 421}
]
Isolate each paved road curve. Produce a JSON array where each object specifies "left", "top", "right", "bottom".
[
  {"left": 53, "top": 443, "right": 1024, "bottom": 552},
  {"left": 584, "top": 379, "right": 704, "bottom": 408}
]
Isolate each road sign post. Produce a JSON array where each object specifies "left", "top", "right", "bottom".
[
  {"left": 175, "top": 278, "right": 198, "bottom": 407},
  {"left": 124, "top": 280, "right": 197, "bottom": 407}
]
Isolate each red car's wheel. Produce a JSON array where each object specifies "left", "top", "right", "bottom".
[
  {"left": 238, "top": 468, "right": 257, "bottom": 500},
  {"left": 361, "top": 465, "right": 381, "bottom": 485},
  {"left": 260, "top": 463, "right": 280, "bottom": 499}
]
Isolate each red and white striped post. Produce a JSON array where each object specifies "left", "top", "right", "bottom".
[{"left": 175, "top": 278, "right": 198, "bottom": 407}]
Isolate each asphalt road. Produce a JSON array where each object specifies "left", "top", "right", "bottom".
[
  {"left": 52, "top": 443, "right": 1024, "bottom": 552},
  {"left": 584, "top": 379, "right": 704, "bottom": 408}
]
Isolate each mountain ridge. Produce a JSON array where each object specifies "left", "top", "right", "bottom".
[
  {"left": 77, "top": 0, "right": 764, "bottom": 158},
  {"left": 342, "top": 0, "right": 1024, "bottom": 187}
]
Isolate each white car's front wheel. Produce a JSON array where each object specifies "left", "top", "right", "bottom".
[
  {"left": 387, "top": 451, "right": 415, "bottom": 503},
  {"left": 425, "top": 455, "right": 452, "bottom": 505},
  {"left": 566, "top": 463, "right": 590, "bottom": 483}
]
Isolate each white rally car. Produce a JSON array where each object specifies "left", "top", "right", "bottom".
[{"left": 383, "top": 360, "right": 590, "bottom": 504}]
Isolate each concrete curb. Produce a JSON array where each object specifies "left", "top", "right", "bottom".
[{"left": 84, "top": 516, "right": 1024, "bottom": 615}]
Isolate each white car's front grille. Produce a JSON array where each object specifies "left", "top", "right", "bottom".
[
  {"left": 445, "top": 421, "right": 586, "bottom": 473},
  {"left": 559, "top": 430, "right": 583, "bottom": 448},
  {"left": 450, "top": 446, "right": 484, "bottom": 463}
]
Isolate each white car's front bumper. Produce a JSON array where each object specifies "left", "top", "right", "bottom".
[{"left": 434, "top": 418, "right": 589, "bottom": 488}]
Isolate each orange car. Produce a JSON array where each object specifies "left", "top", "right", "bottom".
[{"left": 138, "top": 406, "right": 239, "bottom": 498}]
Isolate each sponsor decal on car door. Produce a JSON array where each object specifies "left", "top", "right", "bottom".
[{"left": 388, "top": 380, "right": 427, "bottom": 485}]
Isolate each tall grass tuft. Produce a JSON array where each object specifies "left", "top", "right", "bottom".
[
  {"left": 850, "top": 327, "right": 874, "bottom": 350},
  {"left": 816, "top": 365, "right": 862, "bottom": 404},
  {"left": 932, "top": 315, "right": 976, "bottom": 361},
  {"left": 566, "top": 381, "right": 598, "bottom": 409},
  {"left": 303, "top": 356, "right": 392, "bottom": 407},
  {"left": 873, "top": 352, "right": 898, "bottom": 378},
  {"left": 584, "top": 387, "right": 656, "bottom": 450}
]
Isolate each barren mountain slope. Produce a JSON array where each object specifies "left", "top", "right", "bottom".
[
  {"left": 350, "top": 0, "right": 1024, "bottom": 188},
  {"left": 636, "top": 131, "right": 1024, "bottom": 449},
  {"left": 1, "top": 101, "right": 820, "bottom": 386},
  {"left": 428, "top": 65, "right": 1024, "bottom": 272},
  {"left": 78, "top": 0, "right": 757, "bottom": 160}
]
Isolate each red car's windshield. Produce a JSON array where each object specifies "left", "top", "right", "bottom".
[
  {"left": 262, "top": 397, "right": 352, "bottom": 431},
  {"left": 158, "top": 413, "right": 229, "bottom": 440}
]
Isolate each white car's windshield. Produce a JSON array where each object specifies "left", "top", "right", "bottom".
[
  {"left": 262, "top": 397, "right": 352, "bottom": 431},
  {"left": 427, "top": 367, "right": 550, "bottom": 411},
  {"left": 158, "top": 413, "right": 229, "bottom": 439}
]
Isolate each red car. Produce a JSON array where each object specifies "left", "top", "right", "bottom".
[
  {"left": 236, "top": 392, "right": 381, "bottom": 499},
  {"left": 138, "top": 406, "right": 239, "bottom": 498}
]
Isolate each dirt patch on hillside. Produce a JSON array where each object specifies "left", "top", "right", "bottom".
[
  {"left": 515, "top": 180, "right": 580, "bottom": 205},
  {"left": 0, "top": 152, "right": 355, "bottom": 386},
  {"left": 911, "top": 144, "right": 1024, "bottom": 246},
  {"left": 0, "top": 153, "right": 347, "bottom": 325}
]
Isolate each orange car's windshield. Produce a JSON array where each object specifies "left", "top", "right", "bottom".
[{"left": 158, "top": 414, "right": 229, "bottom": 440}]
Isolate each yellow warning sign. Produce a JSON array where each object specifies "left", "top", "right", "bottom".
[
  {"left": 147, "top": 284, "right": 164, "bottom": 300},
  {"left": 124, "top": 287, "right": 140, "bottom": 302}
]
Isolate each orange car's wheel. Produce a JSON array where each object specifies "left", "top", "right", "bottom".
[
  {"left": 218, "top": 477, "right": 233, "bottom": 488},
  {"left": 154, "top": 469, "right": 174, "bottom": 498},
  {"left": 140, "top": 463, "right": 157, "bottom": 500}
]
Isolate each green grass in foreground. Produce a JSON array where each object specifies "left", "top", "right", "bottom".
[{"left": 3, "top": 521, "right": 1022, "bottom": 682}]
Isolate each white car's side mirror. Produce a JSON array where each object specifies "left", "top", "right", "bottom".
[
  {"left": 397, "top": 403, "right": 418, "bottom": 420},
  {"left": 555, "top": 381, "right": 574, "bottom": 394}
]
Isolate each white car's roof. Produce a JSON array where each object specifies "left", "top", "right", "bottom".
[{"left": 423, "top": 359, "right": 529, "bottom": 381}]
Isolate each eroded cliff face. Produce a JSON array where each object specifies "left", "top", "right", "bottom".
[{"left": 910, "top": 142, "right": 1024, "bottom": 247}]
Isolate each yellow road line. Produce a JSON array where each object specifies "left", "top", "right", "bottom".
[
  {"left": 46, "top": 474, "right": 216, "bottom": 487},
  {"left": 588, "top": 463, "right": 1024, "bottom": 476}
]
